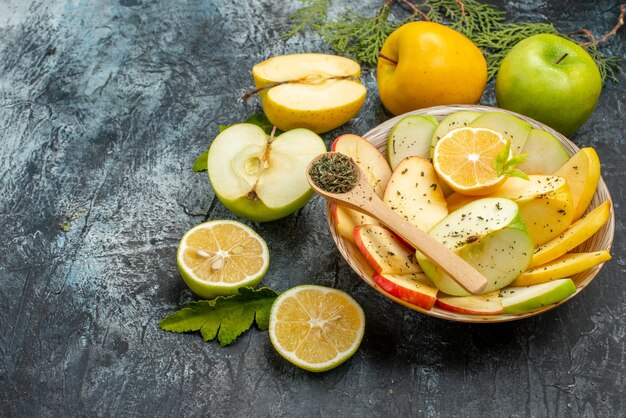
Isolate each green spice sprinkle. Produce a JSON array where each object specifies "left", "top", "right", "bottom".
[{"left": 309, "top": 153, "right": 358, "bottom": 194}]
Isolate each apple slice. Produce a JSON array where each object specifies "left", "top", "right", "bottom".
[
  {"left": 501, "top": 278, "right": 577, "bottom": 314},
  {"left": 436, "top": 291, "right": 504, "bottom": 315},
  {"left": 333, "top": 204, "right": 383, "bottom": 243},
  {"left": 429, "top": 110, "right": 481, "bottom": 158},
  {"left": 516, "top": 129, "right": 570, "bottom": 174},
  {"left": 511, "top": 250, "right": 611, "bottom": 286},
  {"left": 332, "top": 134, "right": 392, "bottom": 197},
  {"left": 447, "top": 175, "right": 568, "bottom": 211},
  {"left": 387, "top": 115, "right": 438, "bottom": 169},
  {"left": 417, "top": 197, "right": 533, "bottom": 296},
  {"left": 208, "top": 124, "right": 326, "bottom": 222},
  {"left": 470, "top": 111, "right": 531, "bottom": 155},
  {"left": 446, "top": 175, "right": 574, "bottom": 245},
  {"left": 554, "top": 147, "right": 601, "bottom": 221},
  {"left": 531, "top": 200, "right": 611, "bottom": 267},
  {"left": 373, "top": 272, "right": 438, "bottom": 310},
  {"left": 332, "top": 134, "right": 393, "bottom": 241},
  {"left": 252, "top": 53, "right": 366, "bottom": 133},
  {"left": 383, "top": 157, "right": 448, "bottom": 231},
  {"left": 354, "top": 225, "right": 422, "bottom": 275}
]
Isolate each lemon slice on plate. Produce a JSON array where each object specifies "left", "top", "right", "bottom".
[
  {"left": 433, "top": 127, "right": 509, "bottom": 195},
  {"left": 177, "top": 220, "right": 269, "bottom": 299},
  {"left": 269, "top": 285, "right": 365, "bottom": 372}
]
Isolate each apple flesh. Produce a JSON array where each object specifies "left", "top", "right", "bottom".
[
  {"left": 501, "top": 278, "right": 576, "bottom": 314},
  {"left": 469, "top": 111, "right": 531, "bottom": 155},
  {"left": 511, "top": 250, "right": 611, "bottom": 286},
  {"left": 373, "top": 272, "right": 438, "bottom": 310},
  {"left": 207, "top": 124, "right": 326, "bottom": 222},
  {"left": 495, "top": 34, "right": 602, "bottom": 137},
  {"left": 354, "top": 225, "right": 422, "bottom": 275},
  {"left": 387, "top": 114, "right": 438, "bottom": 170},
  {"left": 531, "top": 200, "right": 611, "bottom": 267},
  {"left": 417, "top": 197, "right": 533, "bottom": 296},
  {"left": 554, "top": 147, "right": 601, "bottom": 221},
  {"left": 516, "top": 129, "right": 570, "bottom": 175},
  {"left": 383, "top": 156, "right": 448, "bottom": 232},
  {"left": 436, "top": 291, "right": 504, "bottom": 315},
  {"left": 252, "top": 53, "right": 366, "bottom": 133},
  {"left": 333, "top": 204, "right": 383, "bottom": 243}
]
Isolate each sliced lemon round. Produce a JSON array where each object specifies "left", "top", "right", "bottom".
[
  {"left": 433, "top": 127, "right": 509, "bottom": 195},
  {"left": 269, "top": 285, "right": 365, "bottom": 372},
  {"left": 177, "top": 220, "right": 269, "bottom": 299}
]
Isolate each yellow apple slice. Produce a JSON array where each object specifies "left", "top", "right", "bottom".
[
  {"left": 530, "top": 200, "right": 611, "bottom": 267},
  {"left": 553, "top": 147, "right": 601, "bottom": 221},
  {"left": 512, "top": 251, "right": 611, "bottom": 286},
  {"left": 383, "top": 156, "right": 448, "bottom": 232},
  {"left": 252, "top": 53, "right": 366, "bottom": 133}
]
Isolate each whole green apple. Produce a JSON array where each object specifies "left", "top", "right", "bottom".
[{"left": 495, "top": 33, "right": 602, "bottom": 137}]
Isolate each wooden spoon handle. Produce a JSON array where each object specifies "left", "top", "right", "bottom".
[{"left": 357, "top": 194, "right": 488, "bottom": 295}]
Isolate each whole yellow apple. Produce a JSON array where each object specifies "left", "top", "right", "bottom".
[{"left": 377, "top": 22, "right": 487, "bottom": 115}]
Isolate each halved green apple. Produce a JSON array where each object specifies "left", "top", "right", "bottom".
[
  {"left": 207, "top": 123, "right": 326, "bottom": 222},
  {"left": 417, "top": 197, "right": 533, "bottom": 296},
  {"left": 252, "top": 53, "right": 366, "bottom": 133},
  {"left": 387, "top": 114, "right": 438, "bottom": 169}
]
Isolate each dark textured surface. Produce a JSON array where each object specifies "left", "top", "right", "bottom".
[{"left": 0, "top": 1, "right": 624, "bottom": 417}]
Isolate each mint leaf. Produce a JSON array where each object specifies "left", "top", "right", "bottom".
[
  {"left": 160, "top": 287, "right": 279, "bottom": 346},
  {"left": 493, "top": 141, "right": 529, "bottom": 180},
  {"left": 193, "top": 149, "right": 209, "bottom": 172}
]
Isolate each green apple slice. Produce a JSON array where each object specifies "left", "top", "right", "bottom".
[
  {"left": 516, "top": 129, "right": 570, "bottom": 174},
  {"left": 387, "top": 114, "right": 438, "bottom": 169},
  {"left": 470, "top": 111, "right": 531, "bottom": 155},
  {"left": 417, "top": 197, "right": 533, "bottom": 296},
  {"left": 430, "top": 111, "right": 481, "bottom": 158},
  {"left": 208, "top": 123, "right": 326, "bottom": 222},
  {"left": 501, "top": 278, "right": 576, "bottom": 314}
]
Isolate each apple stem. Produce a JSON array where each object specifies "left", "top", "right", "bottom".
[
  {"left": 555, "top": 53, "right": 568, "bottom": 65},
  {"left": 242, "top": 75, "right": 358, "bottom": 101},
  {"left": 378, "top": 53, "right": 398, "bottom": 65}
]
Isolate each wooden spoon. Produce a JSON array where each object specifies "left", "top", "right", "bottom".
[{"left": 307, "top": 152, "right": 488, "bottom": 295}]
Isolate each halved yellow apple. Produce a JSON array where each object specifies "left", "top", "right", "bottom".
[{"left": 251, "top": 53, "right": 366, "bottom": 133}]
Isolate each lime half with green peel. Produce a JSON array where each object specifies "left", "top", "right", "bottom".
[
  {"left": 269, "top": 285, "right": 365, "bottom": 372},
  {"left": 177, "top": 220, "right": 269, "bottom": 299}
]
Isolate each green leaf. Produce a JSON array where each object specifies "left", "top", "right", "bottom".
[
  {"left": 192, "top": 149, "right": 209, "bottom": 172},
  {"left": 160, "top": 287, "right": 279, "bottom": 346},
  {"left": 245, "top": 114, "right": 282, "bottom": 135},
  {"left": 493, "top": 140, "right": 511, "bottom": 174}
]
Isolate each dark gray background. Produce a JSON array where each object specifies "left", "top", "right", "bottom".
[{"left": 1, "top": 1, "right": 624, "bottom": 417}]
